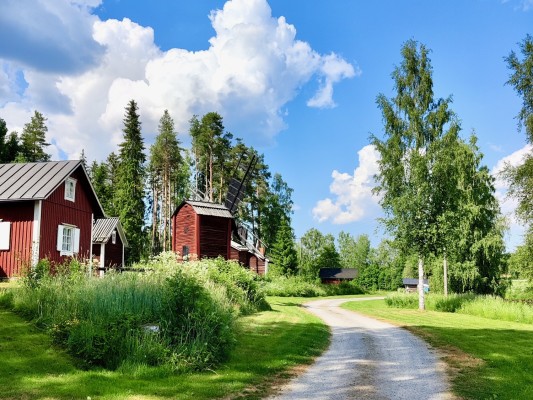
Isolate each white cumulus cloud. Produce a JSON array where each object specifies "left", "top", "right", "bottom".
[
  {"left": 0, "top": 0, "right": 356, "bottom": 162},
  {"left": 313, "top": 144, "right": 381, "bottom": 224},
  {"left": 491, "top": 144, "right": 532, "bottom": 250}
]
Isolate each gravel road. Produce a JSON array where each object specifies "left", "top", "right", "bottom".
[{"left": 267, "top": 297, "right": 454, "bottom": 400}]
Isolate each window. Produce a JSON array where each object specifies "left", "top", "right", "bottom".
[
  {"left": 65, "top": 178, "right": 76, "bottom": 202},
  {"left": 182, "top": 245, "right": 189, "bottom": 260},
  {"left": 0, "top": 221, "right": 10, "bottom": 250},
  {"left": 57, "top": 224, "right": 80, "bottom": 256},
  {"left": 111, "top": 230, "right": 116, "bottom": 245}
]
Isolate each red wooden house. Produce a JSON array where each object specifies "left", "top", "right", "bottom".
[
  {"left": 171, "top": 200, "right": 268, "bottom": 275},
  {"left": 92, "top": 217, "right": 128, "bottom": 273},
  {"left": 0, "top": 160, "right": 105, "bottom": 278}
]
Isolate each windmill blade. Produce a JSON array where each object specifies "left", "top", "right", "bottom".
[
  {"left": 225, "top": 153, "right": 257, "bottom": 214},
  {"left": 225, "top": 177, "right": 244, "bottom": 213}
]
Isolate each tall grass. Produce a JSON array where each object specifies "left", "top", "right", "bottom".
[
  {"left": 0, "top": 253, "right": 269, "bottom": 372},
  {"left": 458, "top": 295, "right": 533, "bottom": 324},
  {"left": 385, "top": 292, "right": 533, "bottom": 324}
]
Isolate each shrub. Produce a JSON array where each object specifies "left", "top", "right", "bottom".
[
  {"left": 385, "top": 293, "right": 419, "bottom": 308},
  {"left": 323, "top": 280, "right": 365, "bottom": 296},
  {"left": 201, "top": 257, "right": 271, "bottom": 314},
  {"left": 261, "top": 276, "right": 327, "bottom": 297},
  {"left": 161, "top": 270, "right": 236, "bottom": 371}
]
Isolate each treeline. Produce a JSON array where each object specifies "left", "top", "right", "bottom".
[
  {"left": 0, "top": 101, "right": 295, "bottom": 265},
  {"left": 295, "top": 229, "right": 403, "bottom": 291}
]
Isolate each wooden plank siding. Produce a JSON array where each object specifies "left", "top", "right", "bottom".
[
  {"left": 0, "top": 201, "right": 34, "bottom": 278},
  {"left": 172, "top": 203, "right": 198, "bottom": 258},
  {"left": 104, "top": 235, "right": 124, "bottom": 268},
  {"left": 247, "top": 254, "right": 266, "bottom": 275},
  {"left": 198, "top": 215, "right": 231, "bottom": 259},
  {"left": 39, "top": 169, "right": 95, "bottom": 264}
]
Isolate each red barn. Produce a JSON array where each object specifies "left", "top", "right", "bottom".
[
  {"left": 92, "top": 217, "right": 128, "bottom": 273},
  {"left": 171, "top": 200, "right": 233, "bottom": 260},
  {"left": 0, "top": 160, "right": 105, "bottom": 278}
]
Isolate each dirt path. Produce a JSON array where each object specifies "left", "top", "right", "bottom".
[{"left": 267, "top": 297, "right": 454, "bottom": 400}]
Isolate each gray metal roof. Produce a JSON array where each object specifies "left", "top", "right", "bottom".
[
  {"left": 319, "top": 268, "right": 358, "bottom": 279},
  {"left": 92, "top": 217, "right": 129, "bottom": 247},
  {"left": 0, "top": 160, "right": 82, "bottom": 201},
  {"left": 185, "top": 200, "right": 233, "bottom": 218},
  {"left": 403, "top": 278, "right": 429, "bottom": 285}
]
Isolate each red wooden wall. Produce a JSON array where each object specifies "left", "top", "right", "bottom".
[
  {"left": 104, "top": 234, "right": 124, "bottom": 268},
  {"left": 172, "top": 204, "right": 198, "bottom": 258},
  {"left": 39, "top": 168, "right": 95, "bottom": 264},
  {"left": 199, "top": 215, "right": 231, "bottom": 259},
  {"left": 0, "top": 202, "right": 34, "bottom": 278}
]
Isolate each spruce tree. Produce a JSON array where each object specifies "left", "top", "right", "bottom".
[
  {"left": 18, "top": 111, "right": 51, "bottom": 162},
  {"left": 115, "top": 100, "right": 146, "bottom": 264},
  {"left": 270, "top": 217, "right": 298, "bottom": 276},
  {"left": 3, "top": 132, "right": 20, "bottom": 163},
  {"left": 0, "top": 118, "right": 7, "bottom": 162}
]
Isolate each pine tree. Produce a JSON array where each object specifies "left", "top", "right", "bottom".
[
  {"left": 149, "top": 110, "right": 184, "bottom": 253},
  {"left": 115, "top": 100, "right": 146, "bottom": 264},
  {"left": 190, "top": 112, "right": 233, "bottom": 201},
  {"left": 18, "top": 111, "right": 51, "bottom": 162}
]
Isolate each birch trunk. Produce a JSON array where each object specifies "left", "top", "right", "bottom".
[
  {"left": 418, "top": 256, "right": 425, "bottom": 310},
  {"left": 443, "top": 253, "right": 448, "bottom": 297}
]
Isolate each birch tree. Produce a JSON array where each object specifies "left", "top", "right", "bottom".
[{"left": 372, "top": 40, "right": 460, "bottom": 309}]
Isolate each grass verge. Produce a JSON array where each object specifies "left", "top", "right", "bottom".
[
  {"left": 342, "top": 299, "right": 533, "bottom": 400},
  {"left": 0, "top": 297, "right": 329, "bottom": 400}
]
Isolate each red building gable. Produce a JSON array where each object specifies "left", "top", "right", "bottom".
[{"left": 0, "top": 161, "right": 105, "bottom": 278}]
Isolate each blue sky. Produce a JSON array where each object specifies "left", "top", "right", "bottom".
[{"left": 0, "top": 0, "right": 532, "bottom": 250}]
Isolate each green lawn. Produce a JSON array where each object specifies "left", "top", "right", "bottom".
[
  {"left": 342, "top": 299, "right": 533, "bottom": 400},
  {"left": 0, "top": 297, "right": 329, "bottom": 400}
]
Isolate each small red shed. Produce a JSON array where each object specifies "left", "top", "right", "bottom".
[
  {"left": 171, "top": 200, "right": 233, "bottom": 260},
  {"left": 92, "top": 217, "right": 128, "bottom": 273},
  {"left": 0, "top": 160, "right": 105, "bottom": 278},
  {"left": 230, "top": 241, "right": 268, "bottom": 275}
]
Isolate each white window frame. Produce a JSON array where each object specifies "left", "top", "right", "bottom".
[
  {"left": 0, "top": 221, "right": 11, "bottom": 250},
  {"left": 111, "top": 230, "right": 117, "bottom": 245},
  {"left": 57, "top": 224, "right": 80, "bottom": 256},
  {"left": 64, "top": 178, "right": 77, "bottom": 202}
]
